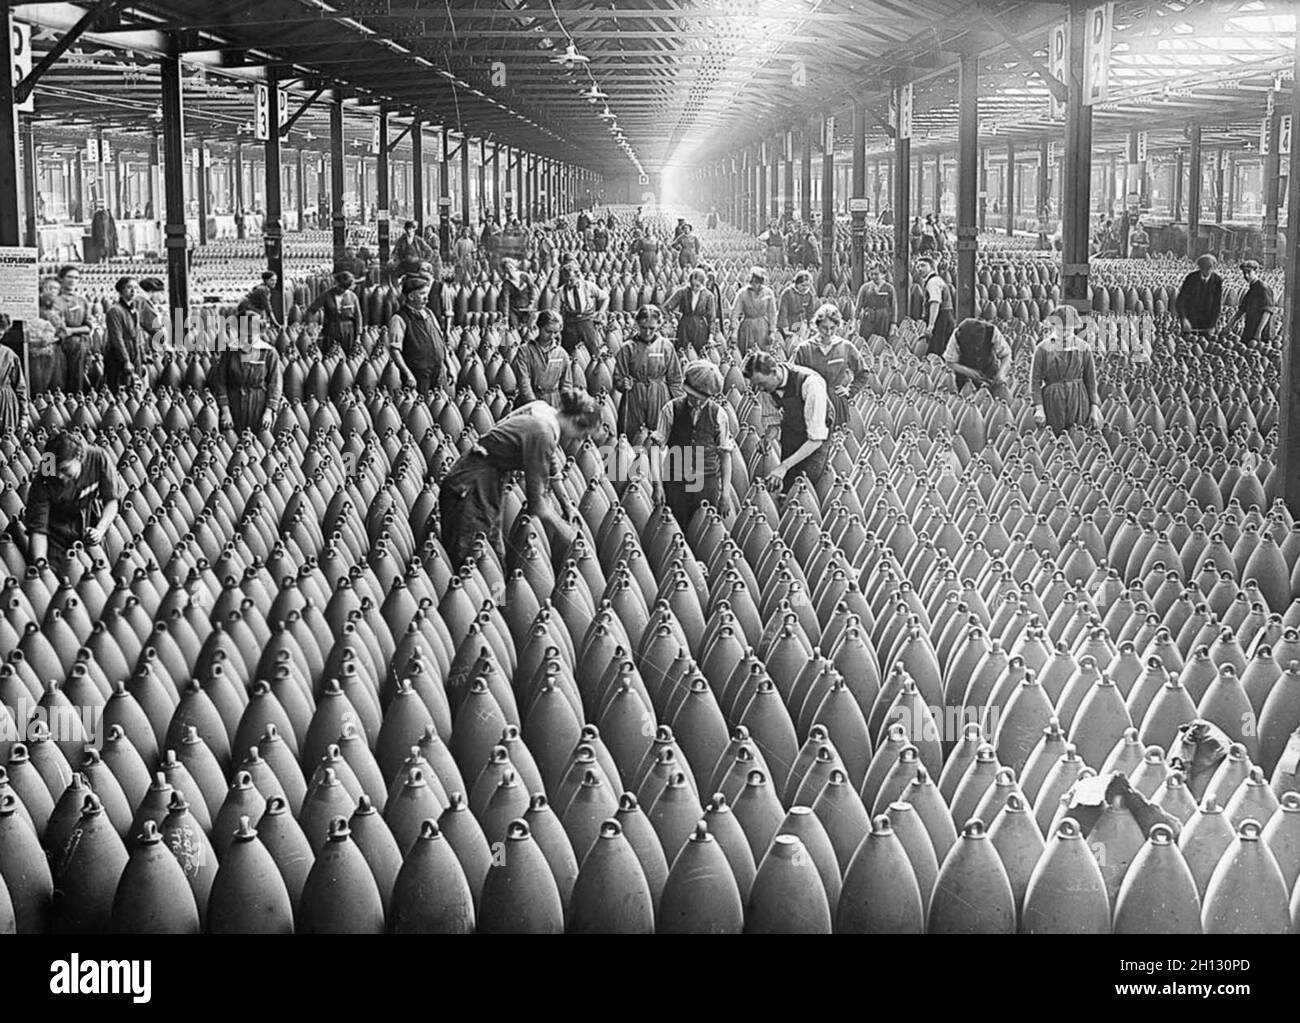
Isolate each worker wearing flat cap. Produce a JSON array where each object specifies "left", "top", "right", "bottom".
[
  {"left": 1227, "top": 259, "right": 1275, "bottom": 345},
  {"left": 388, "top": 274, "right": 447, "bottom": 396},
  {"left": 305, "top": 267, "right": 364, "bottom": 356},
  {"left": 649, "top": 359, "right": 735, "bottom": 528}
]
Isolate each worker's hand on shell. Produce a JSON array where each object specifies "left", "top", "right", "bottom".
[
  {"left": 1089, "top": 405, "right": 1104, "bottom": 429},
  {"left": 83, "top": 526, "right": 104, "bottom": 547},
  {"left": 219, "top": 407, "right": 234, "bottom": 431},
  {"left": 1032, "top": 406, "right": 1047, "bottom": 428},
  {"left": 260, "top": 409, "right": 274, "bottom": 431}
]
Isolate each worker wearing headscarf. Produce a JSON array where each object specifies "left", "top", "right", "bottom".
[
  {"left": 777, "top": 269, "right": 818, "bottom": 349},
  {"left": 649, "top": 359, "right": 735, "bottom": 528},
  {"left": 211, "top": 306, "right": 284, "bottom": 433},
  {"left": 305, "top": 268, "right": 364, "bottom": 356},
  {"left": 662, "top": 268, "right": 717, "bottom": 355},
  {"left": 792, "top": 303, "right": 869, "bottom": 425},
  {"left": 730, "top": 266, "right": 779, "bottom": 355},
  {"left": 512, "top": 309, "right": 579, "bottom": 409},
  {"left": 387, "top": 274, "right": 447, "bottom": 396},
  {"left": 946, "top": 316, "right": 1013, "bottom": 400},
  {"left": 613, "top": 304, "right": 684, "bottom": 447},
  {"left": 1031, "top": 305, "right": 1102, "bottom": 434}
]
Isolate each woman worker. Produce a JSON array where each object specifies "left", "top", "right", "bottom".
[
  {"left": 439, "top": 391, "right": 602, "bottom": 570},
  {"left": 944, "top": 316, "right": 1014, "bottom": 400},
  {"left": 662, "top": 268, "right": 717, "bottom": 356},
  {"left": 730, "top": 266, "right": 780, "bottom": 355},
  {"left": 211, "top": 306, "right": 284, "bottom": 433},
  {"left": 24, "top": 429, "right": 126, "bottom": 566},
  {"left": 791, "top": 303, "right": 869, "bottom": 425},
  {"left": 613, "top": 304, "right": 684, "bottom": 448},
  {"left": 1031, "top": 305, "right": 1103, "bottom": 434},
  {"left": 512, "top": 310, "right": 580, "bottom": 409},
  {"left": 305, "top": 268, "right": 364, "bottom": 357},
  {"left": 855, "top": 267, "right": 895, "bottom": 340}
]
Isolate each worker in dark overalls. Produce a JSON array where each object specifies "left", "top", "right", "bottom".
[
  {"left": 104, "top": 276, "right": 144, "bottom": 391},
  {"left": 512, "top": 310, "right": 578, "bottom": 408},
  {"left": 438, "top": 393, "right": 602, "bottom": 570},
  {"left": 24, "top": 430, "right": 126, "bottom": 567},
  {"left": 741, "top": 350, "right": 833, "bottom": 494},
  {"left": 945, "top": 316, "right": 1013, "bottom": 400},
  {"left": 649, "top": 360, "right": 734, "bottom": 528},
  {"left": 387, "top": 275, "right": 447, "bottom": 397},
  {"left": 305, "top": 269, "right": 364, "bottom": 357}
]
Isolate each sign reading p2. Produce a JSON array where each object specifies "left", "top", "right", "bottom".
[{"left": 12, "top": 21, "right": 32, "bottom": 114}]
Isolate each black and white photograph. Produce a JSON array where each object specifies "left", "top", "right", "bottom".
[{"left": 0, "top": 0, "right": 1297, "bottom": 1002}]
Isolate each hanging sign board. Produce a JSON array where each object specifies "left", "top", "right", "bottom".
[
  {"left": 1048, "top": 141, "right": 1058, "bottom": 162},
  {"left": 891, "top": 84, "right": 913, "bottom": 140},
  {"left": 1282, "top": 115, "right": 1293, "bottom": 157},
  {"left": 86, "top": 138, "right": 99, "bottom": 163},
  {"left": 1136, "top": 131, "right": 1147, "bottom": 163},
  {"left": 100, "top": 138, "right": 111, "bottom": 163},
  {"left": 278, "top": 90, "right": 289, "bottom": 127},
  {"left": 0, "top": 247, "right": 39, "bottom": 321},
  {"left": 1261, "top": 118, "right": 1270, "bottom": 156},
  {"left": 254, "top": 84, "right": 270, "bottom": 140},
  {"left": 848, "top": 197, "right": 870, "bottom": 213},
  {"left": 371, "top": 118, "right": 381, "bottom": 155},
  {"left": 12, "top": 21, "right": 33, "bottom": 114},
  {"left": 1083, "top": 3, "right": 1114, "bottom": 106},
  {"left": 437, "top": 197, "right": 453, "bottom": 207},
  {"left": 1048, "top": 22, "right": 1068, "bottom": 120}
]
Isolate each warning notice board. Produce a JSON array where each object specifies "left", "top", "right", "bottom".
[{"left": 0, "top": 247, "right": 38, "bottom": 321}]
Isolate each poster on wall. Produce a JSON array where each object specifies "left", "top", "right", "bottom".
[{"left": 1083, "top": 3, "right": 1114, "bottom": 106}]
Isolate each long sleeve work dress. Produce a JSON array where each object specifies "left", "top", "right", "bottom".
[
  {"left": 1031, "top": 339, "right": 1099, "bottom": 434},
  {"left": 613, "top": 335, "right": 683, "bottom": 446}
]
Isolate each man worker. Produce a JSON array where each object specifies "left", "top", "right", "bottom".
[
  {"left": 917, "top": 256, "right": 956, "bottom": 358},
  {"left": 392, "top": 220, "right": 436, "bottom": 280},
  {"left": 558, "top": 262, "right": 610, "bottom": 357},
  {"left": 1176, "top": 254, "right": 1224, "bottom": 335},
  {"left": 1226, "top": 259, "right": 1275, "bottom": 347},
  {"left": 24, "top": 430, "right": 126, "bottom": 567},
  {"left": 387, "top": 275, "right": 447, "bottom": 396},
  {"left": 741, "top": 350, "right": 833, "bottom": 494},
  {"left": 649, "top": 360, "right": 735, "bottom": 527},
  {"left": 945, "top": 316, "right": 1013, "bottom": 400}
]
